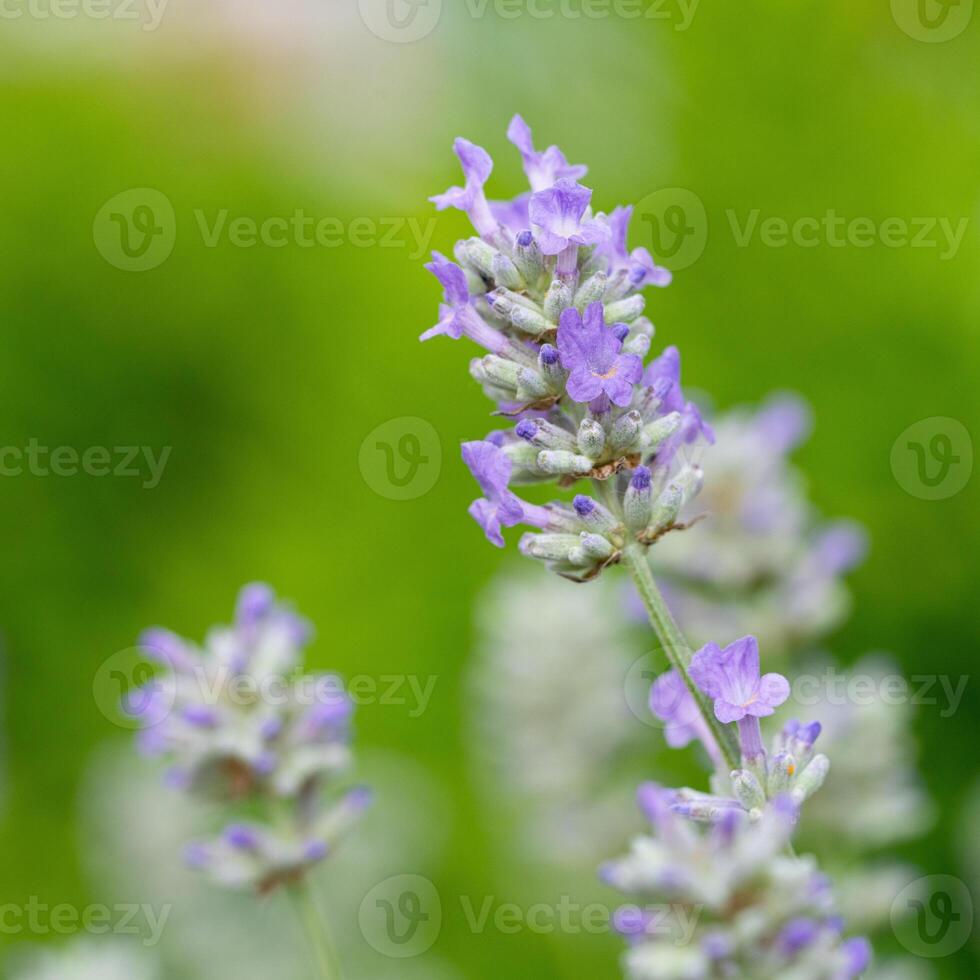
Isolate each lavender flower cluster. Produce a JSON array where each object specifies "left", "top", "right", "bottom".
[
  {"left": 424, "top": 115, "right": 710, "bottom": 581},
  {"left": 424, "top": 119, "right": 871, "bottom": 977},
  {"left": 127, "top": 583, "right": 369, "bottom": 894}
]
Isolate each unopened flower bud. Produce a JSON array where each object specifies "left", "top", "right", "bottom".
[
  {"left": 515, "top": 366, "right": 551, "bottom": 400},
  {"left": 573, "top": 495, "right": 620, "bottom": 535},
  {"left": 579, "top": 532, "right": 615, "bottom": 561},
  {"left": 732, "top": 769, "right": 767, "bottom": 812},
  {"left": 536, "top": 450, "right": 594, "bottom": 476},
  {"left": 513, "top": 230, "right": 545, "bottom": 285},
  {"left": 515, "top": 418, "right": 577, "bottom": 452},
  {"left": 609, "top": 411, "right": 642, "bottom": 453},
  {"left": 492, "top": 252, "right": 525, "bottom": 291},
  {"left": 624, "top": 333, "right": 651, "bottom": 358},
  {"left": 640, "top": 412, "right": 682, "bottom": 452},
  {"left": 544, "top": 277, "right": 574, "bottom": 322},
  {"left": 538, "top": 344, "right": 564, "bottom": 386},
  {"left": 651, "top": 483, "right": 683, "bottom": 532},
  {"left": 790, "top": 754, "right": 830, "bottom": 805},
  {"left": 604, "top": 294, "right": 646, "bottom": 323},
  {"left": 577, "top": 417, "right": 606, "bottom": 458},
  {"left": 456, "top": 237, "right": 498, "bottom": 278},
  {"left": 767, "top": 753, "right": 797, "bottom": 797},
  {"left": 624, "top": 466, "right": 653, "bottom": 532},
  {"left": 519, "top": 532, "right": 580, "bottom": 562},
  {"left": 574, "top": 271, "right": 608, "bottom": 310}
]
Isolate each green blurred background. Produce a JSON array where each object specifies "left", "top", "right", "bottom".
[{"left": 0, "top": 0, "right": 978, "bottom": 976}]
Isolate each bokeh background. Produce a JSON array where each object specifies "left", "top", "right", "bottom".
[{"left": 1, "top": 1, "right": 978, "bottom": 977}]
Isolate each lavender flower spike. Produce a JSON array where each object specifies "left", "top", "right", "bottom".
[
  {"left": 557, "top": 302, "right": 643, "bottom": 408},
  {"left": 507, "top": 114, "right": 588, "bottom": 192},
  {"left": 599, "top": 205, "right": 672, "bottom": 290},
  {"left": 528, "top": 178, "right": 609, "bottom": 257},
  {"left": 430, "top": 137, "right": 497, "bottom": 238},
  {"left": 690, "top": 635, "right": 790, "bottom": 762}
]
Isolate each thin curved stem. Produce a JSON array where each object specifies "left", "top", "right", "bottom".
[
  {"left": 291, "top": 878, "right": 342, "bottom": 980},
  {"left": 622, "top": 542, "right": 740, "bottom": 773}
]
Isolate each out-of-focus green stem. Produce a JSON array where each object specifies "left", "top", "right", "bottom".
[
  {"left": 622, "top": 542, "right": 740, "bottom": 773},
  {"left": 291, "top": 879, "right": 342, "bottom": 980}
]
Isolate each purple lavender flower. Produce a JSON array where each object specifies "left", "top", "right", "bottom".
[
  {"left": 557, "top": 302, "right": 642, "bottom": 407},
  {"left": 689, "top": 636, "right": 790, "bottom": 724},
  {"left": 643, "top": 345, "right": 714, "bottom": 463},
  {"left": 462, "top": 440, "right": 526, "bottom": 547},
  {"left": 598, "top": 205, "right": 672, "bottom": 288},
  {"left": 430, "top": 138, "right": 497, "bottom": 237},
  {"left": 507, "top": 114, "right": 587, "bottom": 192},
  {"left": 528, "top": 178, "right": 609, "bottom": 256},
  {"left": 649, "top": 669, "right": 721, "bottom": 764},
  {"left": 420, "top": 253, "right": 508, "bottom": 353}
]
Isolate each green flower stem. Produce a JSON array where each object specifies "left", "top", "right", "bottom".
[
  {"left": 621, "top": 541, "right": 741, "bottom": 773},
  {"left": 291, "top": 879, "right": 342, "bottom": 980}
]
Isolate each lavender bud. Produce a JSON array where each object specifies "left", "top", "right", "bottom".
[
  {"left": 536, "top": 450, "right": 594, "bottom": 476},
  {"left": 604, "top": 294, "right": 646, "bottom": 323},
  {"left": 519, "top": 532, "right": 581, "bottom": 562},
  {"left": 732, "top": 769, "right": 766, "bottom": 812},
  {"left": 767, "top": 753, "right": 796, "bottom": 797},
  {"left": 573, "top": 494, "right": 620, "bottom": 535},
  {"left": 538, "top": 343, "right": 564, "bottom": 386},
  {"left": 651, "top": 483, "right": 683, "bottom": 531},
  {"left": 791, "top": 754, "right": 830, "bottom": 804},
  {"left": 574, "top": 271, "right": 608, "bottom": 310},
  {"left": 578, "top": 532, "right": 615, "bottom": 561},
  {"left": 457, "top": 237, "right": 498, "bottom": 278},
  {"left": 492, "top": 251, "right": 525, "bottom": 291},
  {"left": 516, "top": 418, "right": 577, "bottom": 452},
  {"left": 640, "top": 412, "right": 682, "bottom": 452},
  {"left": 543, "top": 277, "right": 574, "bottom": 322},
  {"left": 623, "top": 332, "right": 652, "bottom": 358},
  {"left": 514, "top": 230, "right": 545, "bottom": 284},
  {"left": 624, "top": 466, "right": 653, "bottom": 532},
  {"left": 577, "top": 417, "right": 606, "bottom": 458},
  {"left": 515, "top": 366, "right": 551, "bottom": 400},
  {"left": 609, "top": 410, "right": 642, "bottom": 453},
  {"left": 479, "top": 354, "right": 520, "bottom": 390}
]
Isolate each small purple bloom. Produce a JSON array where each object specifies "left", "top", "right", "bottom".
[
  {"left": 223, "top": 823, "right": 261, "bottom": 851},
  {"left": 812, "top": 521, "right": 868, "bottom": 575},
  {"left": 430, "top": 138, "right": 497, "bottom": 237},
  {"left": 489, "top": 193, "right": 531, "bottom": 235},
  {"left": 557, "top": 302, "right": 642, "bottom": 408},
  {"left": 420, "top": 253, "right": 508, "bottom": 353},
  {"left": 528, "top": 178, "right": 609, "bottom": 256},
  {"left": 840, "top": 937, "right": 872, "bottom": 977},
  {"left": 689, "top": 636, "right": 790, "bottom": 725},
  {"left": 462, "top": 440, "right": 525, "bottom": 547},
  {"left": 650, "top": 670, "right": 712, "bottom": 751},
  {"left": 642, "top": 345, "right": 714, "bottom": 462},
  {"left": 597, "top": 205, "right": 672, "bottom": 288},
  {"left": 755, "top": 393, "right": 812, "bottom": 453},
  {"left": 778, "top": 918, "right": 821, "bottom": 954},
  {"left": 507, "top": 114, "right": 587, "bottom": 192}
]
